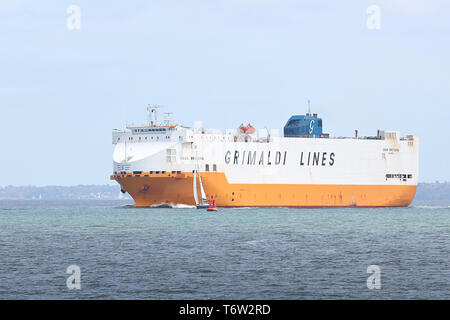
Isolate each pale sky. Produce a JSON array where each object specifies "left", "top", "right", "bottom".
[{"left": 1, "top": 0, "right": 449, "bottom": 185}]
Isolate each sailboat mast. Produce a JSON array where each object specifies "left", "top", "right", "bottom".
[
  {"left": 198, "top": 170, "right": 207, "bottom": 202},
  {"left": 193, "top": 168, "right": 199, "bottom": 205}
]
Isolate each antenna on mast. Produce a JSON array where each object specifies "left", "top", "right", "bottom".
[
  {"left": 308, "top": 99, "right": 311, "bottom": 115},
  {"left": 163, "top": 112, "right": 173, "bottom": 126},
  {"left": 147, "top": 104, "right": 161, "bottom": 126}
]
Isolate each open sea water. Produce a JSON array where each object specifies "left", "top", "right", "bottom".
[{"left": 0, "top": 200, "right": 449, "bottom": 300}]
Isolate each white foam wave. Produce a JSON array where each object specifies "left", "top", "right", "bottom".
[
  {"left": 150, "top": 203, "right": 195, "bottom": 209},
  {"left": 412, "top": 205, "right": 450, "bottom": 209},
  {"left": 172, "top": 203, "right": 196, "bottom": 209}
]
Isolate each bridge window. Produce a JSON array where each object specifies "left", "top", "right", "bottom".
[{"left": 205, "top": 164, "right": 210, "bottom": 172}]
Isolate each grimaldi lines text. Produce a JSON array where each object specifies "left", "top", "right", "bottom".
[{"left": 111, "top": 107, "right": 419, "bottom": 208}]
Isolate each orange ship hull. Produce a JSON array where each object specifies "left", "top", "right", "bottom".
[{"left": 111, "top": 172, "right": 417, "bottom": 208}]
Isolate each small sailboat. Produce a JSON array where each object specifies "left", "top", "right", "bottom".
[{"left": 193, "top": 168, "right": 209, "bottom": 209}]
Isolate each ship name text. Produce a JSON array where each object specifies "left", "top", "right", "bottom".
[{"left": 224, "top": 150, "right": 335, "bottom": 166}]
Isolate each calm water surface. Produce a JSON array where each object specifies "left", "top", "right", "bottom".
[{"left": 0, "top": 200, "right": 449, "bottom": 299}]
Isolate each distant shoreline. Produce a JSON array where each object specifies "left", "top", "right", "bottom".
[
  {"left": 0, "top": 185, "right": 131, "bottom": 200},
  {"left": 0, "top": 182, "right": 449, "bottom": 201}
]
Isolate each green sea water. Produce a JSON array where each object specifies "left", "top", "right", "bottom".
[{"left": 0, "top": 200, "right": 449, "bottom": 299}]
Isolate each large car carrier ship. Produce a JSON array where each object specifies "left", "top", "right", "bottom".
[{"left": 111, "top": 105, "right": 419, "bottom": 207}]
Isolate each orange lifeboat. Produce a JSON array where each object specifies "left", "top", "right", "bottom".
[{"left": 239, "top": 123, "right": 255, "bottom": 134}]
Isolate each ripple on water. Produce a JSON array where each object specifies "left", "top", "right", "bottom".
[{"left": 0, "top": 200, "right": 449, "bottom": 299}]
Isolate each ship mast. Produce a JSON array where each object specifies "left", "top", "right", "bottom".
[
  {"left": 163, "top": 112, "right": 173, "bottom": 126},
  {"left": 147, "top": 104, "right": 161, "bottom": 126}
]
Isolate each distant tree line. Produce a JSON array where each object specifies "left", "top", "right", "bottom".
[
  {"left": 0, "top": 183, "right": 448, "bottom": 200},
  {"left": 414, "top": 182, "right": 450, "bottom": 201},
  {"left": 0, "top": 185, "right": 130, "bottom": 200}
]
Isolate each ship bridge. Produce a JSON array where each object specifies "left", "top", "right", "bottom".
[{"left": 112, "top": 105, "right": 195, "bottom": 145}]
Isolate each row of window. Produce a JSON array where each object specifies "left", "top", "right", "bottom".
[
  {"left": 205, "top": 164, "right": 217, "bottom": 172},
  {"left": 129, "top": 166, "right": 218, "bottom": 174},
  {"left": 114, "top": 170, "right": 182, "bottom": 175},
  {"left": 133, "top": 127, "right": 175, "bottom": 133},
  {"left": 385, "top": 174, "right": 413, "bottom": 182},
  {"left": 118, "top": 135, "right": 172, "bottom": 141},
  {"left": 191, "top": 164, "right": 217, "bottom": 172}
]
